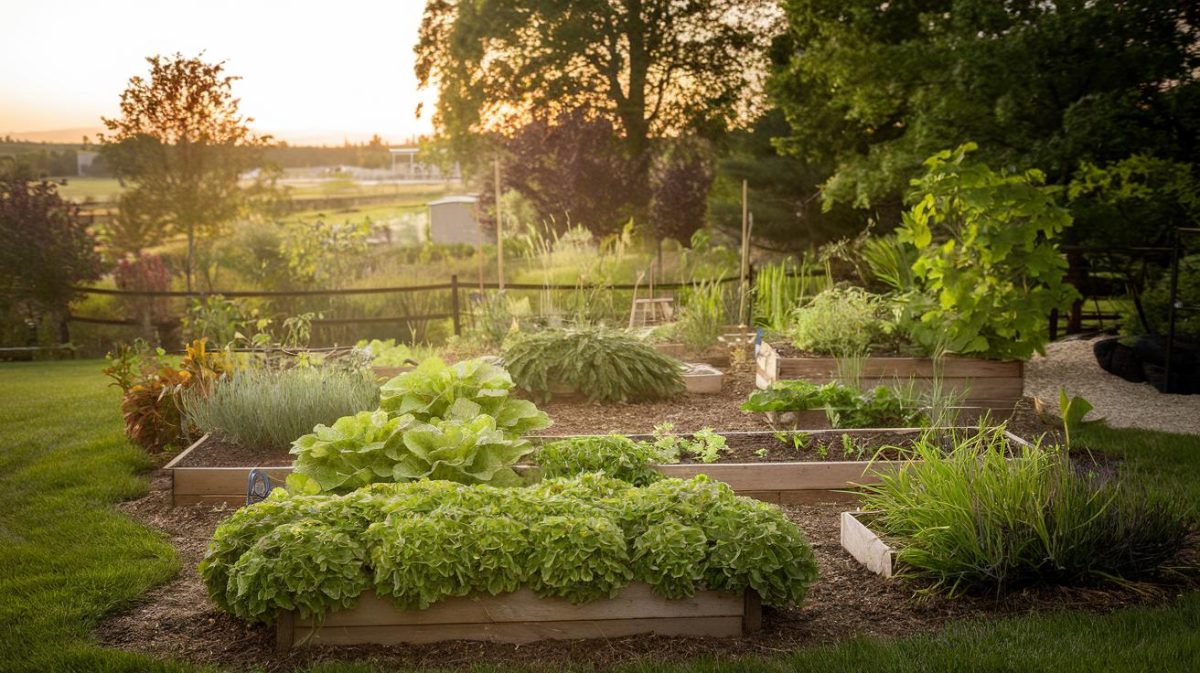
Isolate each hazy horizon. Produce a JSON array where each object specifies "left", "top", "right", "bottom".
[{"left": 0, "top": 0, "right": 436, "bottom": 146}]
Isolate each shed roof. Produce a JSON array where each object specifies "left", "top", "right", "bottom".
[{"left": 428, "top": 195, "right": 479, "bottom": 206}]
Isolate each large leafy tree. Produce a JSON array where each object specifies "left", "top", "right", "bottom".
[
  {"left": 0, "top": 178, "right": 102, "bottom": 343},
  {"left": 100, "top": 54, "right": 269, "bottom": 289},
  {"left": 770, "top": 0, "right": 1200, "bottom": 243},
  {"left": 416, "top": 0, "right": 781, "bottom": 234}
]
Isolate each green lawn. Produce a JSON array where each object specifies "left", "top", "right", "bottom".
[{"left": 0, "top": 359, "right": 1197, "bottom": 673}]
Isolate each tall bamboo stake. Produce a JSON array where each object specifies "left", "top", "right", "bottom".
[
  {"left": 495, "top": 157, "right": 505, "bottom": 292},
  {"left": 738, "top": 180, "right": 749, "bottom": 326}
]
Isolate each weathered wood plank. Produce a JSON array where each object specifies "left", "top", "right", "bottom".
[
  {"left": 280, "top": 585, "right": 756, "bottom": 647},
  {"left": 840, "top": 511, "right": 895, "bottom": 578},
  {"left": 315, "top": 585, "right": 743, "bottom": 628},
  {"left": 291, "top": 616, "right": 746, "bottom": 646},
  {"left": 778, "top": 357, "right": 1022, "bottom": 379},
  {"left": 173, "top": 466, "right": 293, "bottom": 496}
]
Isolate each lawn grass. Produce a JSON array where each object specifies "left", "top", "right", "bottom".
[{"left": 0, "top": 359, "right": 1196, "bottom": 672}]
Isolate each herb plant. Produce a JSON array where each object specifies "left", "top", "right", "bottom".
[
  {"left": 787, "top": 287, "right": 893, "bottom": 356},
  {"left": 504, "top": 328, "right": 685, "bottom": 403},
  {"left": 860, "top": 427, "right": 1190, "bottom": 594},
  {"left": 182, "top": 366, "right": 379, "bottom": 451}
]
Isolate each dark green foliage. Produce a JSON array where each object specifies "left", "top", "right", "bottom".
[
  {"left": 537, "top": 435, "right": 668, "bottom": 486},
  {"left": 201, "top": 475, "right": 820, "bottom": 622},
  {"left": 505, "top": 328, "right": 685, "bottom": 403},
  {"left": 1121, "top": 255, "right": 1200, "bottom": 340},
  {"left": 898, "top": 145, "right": 1079, "bottom": 360},
  {"left": 770, "top": 0, "right": 1200, "bottom": 246},
  {"left": 860, "top": 427, "right": 1191, "bottom": 595}
]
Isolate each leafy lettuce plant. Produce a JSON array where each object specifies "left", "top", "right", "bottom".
[
  {"left": 537, "top": 435, "right": 669, "bottom": 486},
  {"left": 379, "top": 357, "right": 550, "bottom": 437},
  {"left": 202, "top": 475, "right": 820, "bottom": 623},
  {"left": 287, "top": 412, "right": 534, "bottom": 494},
  {"left": 742, "top": 380, "right": 923, "bottom": 428}
]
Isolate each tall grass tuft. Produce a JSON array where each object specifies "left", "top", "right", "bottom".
[
  {"left": 753, "top": 256, "right": 829, "bottom": 335},
  {"left": 183, "top": 367, "right": 380, "bottom": 451},
  {"left": 861, "top": 426, "right": 1191, "bottom": 595},
  {"left": 675, "top": 278, "right": 727, "bottom": 350}
]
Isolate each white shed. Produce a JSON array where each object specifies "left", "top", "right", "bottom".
[{"left": 428, "top": 195, "right": 490, "bottom": 247}]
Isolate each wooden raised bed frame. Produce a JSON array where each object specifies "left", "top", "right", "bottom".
[
  {"left": 755, "top": 342, "right": 1025, "bottom": 417},
  {"left": 167, "top": 429, "right": 1031, "bottom": 508},
  {"left": 840, "top": 511, "right": 896, "bottom": 578},
  {"left": 277, "top": 584, "right": 760, "bottom": 649}
]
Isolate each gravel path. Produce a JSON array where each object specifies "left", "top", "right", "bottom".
[{"left": 1025, "top": 336, "right": 1200, "bottom": 435}]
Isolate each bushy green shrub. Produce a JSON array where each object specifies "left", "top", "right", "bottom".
[
  {"left": 537, "top": 435, "right": 668, "bottom": 486},
  {"left": 860, "top": 427, "right": 1190, "bottom": 594},
  {"left": 505, "top": 328, "right": 685, "bottom": 403},
  {"left": 898, "top": 144, "right": 1078, "bottom": 360},
  {"left": 788, "top": 287, "right": 893, "bottom": 355},
  {"left": 201, "top": 475, "right": 819, "bottom": 622},
  {"left": 182, "top": 366, "right": 379, "bottom": 451},
  {"left": 1120, "top": 256, "right": 1200, "bottom": 340},
  {"left": 379, "top": 357, "right": 550, "bottom": 436},
  {"left": 674, "top": 278, "right": 727, "bottom": 351}
]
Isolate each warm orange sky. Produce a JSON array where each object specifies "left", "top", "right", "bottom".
[{"left": 0, "top": 0, "right": 436, "bottom": 145}]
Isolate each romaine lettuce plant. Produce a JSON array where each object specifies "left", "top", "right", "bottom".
[
  {"left": 379, "top": 357, "right": 550, "bottom": 436},
  {"left": 287, "top": 412, "right": 535, "bottom": 494}
]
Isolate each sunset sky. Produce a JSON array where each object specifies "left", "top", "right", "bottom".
[{"left": 0, "top": 0, "right": 436, "bottom": 145}]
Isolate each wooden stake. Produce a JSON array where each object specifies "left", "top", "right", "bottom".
[
  {"left": 495, "top": 157, "right": 505, "bottom": 292},
  {"left": 738, "top": 180, "right": 749, "bottom": 326}
]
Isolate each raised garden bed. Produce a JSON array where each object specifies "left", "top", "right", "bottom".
[
  {"left": 169, "top": 428, "right": 1032, "bottom": 508},
  {"left": 277, "top": 584, "right": 760, "bottom": 649},
  {"left": 682, "top": 363, "right": 724, "bottom": 394},
  {"left": 755, "top": 342, "right": 1025, "bottom": 417}
]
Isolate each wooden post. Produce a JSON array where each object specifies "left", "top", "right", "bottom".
[
  {"left": 495, "top": 158, "right": 505, "bottom": 292},
  {"left": 738, "top": 180, "right": 750, "bottom": 326},
  {"left": 450, "top": 274, "right": 461, "bottom": 336}
]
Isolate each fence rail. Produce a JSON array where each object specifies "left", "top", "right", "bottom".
[{"left": 42, "top": 274, "right": 754, "bottom": 349}]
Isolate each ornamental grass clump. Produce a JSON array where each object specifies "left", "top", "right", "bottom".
[
  {"left": 860, "top": 426, "right": 1190, "bottom": 595},
  {"left": 200, "top": 474, "right": 819, "bottom": 623},
  {"left": 182, "top": 365, "right": 379, "bottom": 451},
  {"left": 504, "top": 328, "right": 685, "bottom": 403}
]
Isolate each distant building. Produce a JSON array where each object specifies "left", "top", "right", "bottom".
[
  {"left": 428, "top": 195, "right": 490, "bottom": 247},
  {"left": 76, "top": 150, "right": 99, "bottom": 176},
  {"left": 388, "top": 147, "right": 461, "bottom": 181}
]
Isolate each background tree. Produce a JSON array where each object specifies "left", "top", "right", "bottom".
[
  {"left": 769, "top": 0, "right": 1199, "bottom": 245},
  {"left": 0, "top": 178, "right": 102, "bottom": 343},
  {"left": 416, "top": 0, "right": 781, "bottom": 238},
  {"left": 708, "top": 110, "right": 871, "bottom": 251},
  {"left": 648, "top": 137, "right": 714, "bottom": 246},
  {"left": 479, "top": 111, "right": 643, "bottom": 236},
  {"left": 100, "top": 54, "right": 269, "bottom": 289}
]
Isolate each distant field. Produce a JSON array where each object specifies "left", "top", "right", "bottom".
[
  {"left": 52, "top": 177, "right": 123, "bottom": 203},
  {"left": 49, "top": 176, "right": 455, "bottom": 207}
]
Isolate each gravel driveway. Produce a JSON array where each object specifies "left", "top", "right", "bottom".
[{"left": 1025, "top": 336, "right": 1200, "bottom": 435}]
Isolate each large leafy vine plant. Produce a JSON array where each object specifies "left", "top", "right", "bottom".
[{"left": 898, "top": 144, "right": 1079, "bottom": 360}]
